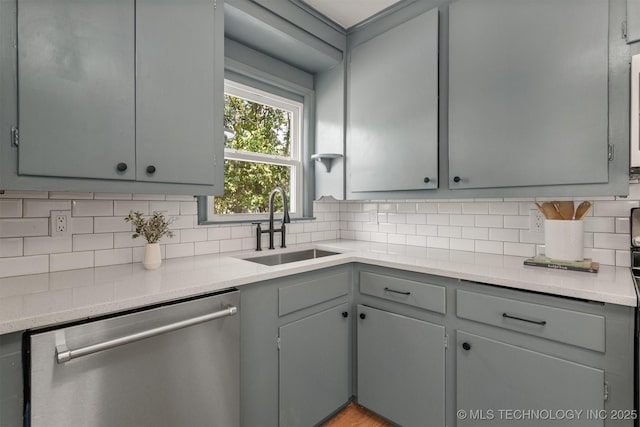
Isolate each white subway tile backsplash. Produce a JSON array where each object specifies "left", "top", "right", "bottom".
[
  {"left": 489, "top": 202, "right": 519, "bottom": 215},
  {"left": 0, "top": 218, "right": 48, "bottom": 238},
  {"left": 387, "top": 214, "right": 407, "bottom": 224},
  {"left": 95, "top": 248, "right": 133, "bottom": 267},
  {"left": 114, "top": 201, "right": 149, "bottom": 216},
  {"left": 378, "top": 223, "right": 397, "bottom": 234},
  {"left": 416, "top": 225, "right": 438, "bottom": 236},
  {"left": 504, "top": 242, "right": 535, "bottom": 257},
  {"left": 114, "top": 232, "right": 145, "bottom": 248},
  {"left": 489, "top": 228, "right": 519, "bottom": 242},
  {"left": 615, "top": 217, "right": 630, "bottom": 234},
  {"left": 133, "top": 194, "right": 166, "bottom": 201},
  {"left": 438, "top": 226, "right": 462, "bottom": 238},
  {"left": 406, "top": 214, "right": 427, "bottom": 225},
  {"left": 616, "top": 250, "right": 631, "bottom": 267},
  {"left": 396, "top": 224, "right": 416, "bottom": 235},
  {"left": 149, "top": 201, "right": 180, "bottom": 215},
  {"left": 94, "top": 193, "right": 133, "bottom": 200},
  {"left": 584, "top": 248, "right": 615, "bottom": 265},
  {"left": 427, "top": 236, "right": 449, "bottom": 249},
  {"left": 427, "top": 214, "right": 449, "bottom": 226},
  {"left": 503, "top": 216, "right": 529, "bottom": 229},
  {"left": 180, "top": 201, "right": 198, "bottom": 215},
  {"left": 50, "top": 251, "right": 94, "bottom": 272},
  {"left": 72, "top": 200, "right": 114, "bottom": 217},
  {"left": 593, "top": 200, "right": 639, "bottom": 217},
  {"left": 406, "top": 235, "right": 426, "bottom": 247},
  {"left": 397, "top": 203, "right": 417, "bottom": 213},
  {"left": 593, "top": 233, "right": 628, "bottom": 250},
  {"left": 94, "top": 217, "right": 131, "bottom": 233},
  {"left": 475, "top": 240, "right": 503, "bottom": 255},
  {"left": 462, "top": 227, "right": 489, "bottom": 240},
  {"left": 23, "top": 199, "right": 71, "bottom": 217},
  {"left": 181, "top": 229, "right": 208, "bottom": 243},
  {"left": 0, "top": 200, "right": 22, "bottom": 218},
  {"left": 194, "top": 240, "right": 220, "bottom": 255},
  {"left": 475, "top": 215, "right": 503, "bottom": 228},
  {"left": 583, "top": 217, "right": 615, "bottom": 233},
  {"left": 49, "top": 192, "right": 93, "bottom": 199},
  {"left": 166, "top": 243, "right": 195, "bottom": 259},
  {"left": 165, "top": 195, "right": 195, "bottom": 201},
  {"left": 0, "top": 255, "right": 48, "bottom": 278},
  {"left": 220, "top": 239, "right": 242, "bottom": 253},
  {"left": 370, "top": 232, "right": 388, "bottom": 243},
  {"left": 0, "top": 238, "right": 23, "bottom": 258},
  {"left": 70, "top": 217, "right": 94, "bottom": 234},
  {"left": 0, "top": 191, "right": 48, "bottom": 199},
  {"left": 73, "top": 233, "right": 113, "bottom": 251},
  {"left": 520, "top": 230, "right": 545, "bottom": 244},
  {"left": 438, "top": 203, "right": 462, "bottom": 214},
  {"left": 462, "top": 202, "right": 488, "bottom": 215},
  {"left": 24, "top": 236, "right": 72, "bottom": 255},
  {"left": 416, "top": 203, "right": 438, "bottom": 214},
  {"left": 449, "top": 215, "right": 475, "bottom": 227},
  {"left": 450, "top": 238, "right": 474, "bottom": 252}
]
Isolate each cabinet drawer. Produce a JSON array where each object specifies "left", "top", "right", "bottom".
[
  {"left": 456, "top": 290, "right": 605, "bottom": 352},
  {"left": 359, "top": 272, "right": 446, "bottom": 314},
  {"left": 278, "top": 272, "right": 349, "bottom": 317}
]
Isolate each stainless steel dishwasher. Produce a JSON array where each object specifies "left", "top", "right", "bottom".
[{"left": 25, "top": 289, "right": 239, "bottom": 427}]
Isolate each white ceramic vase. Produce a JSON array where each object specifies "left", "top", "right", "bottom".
[
  {"left": 544, "top": 220, "right": 584, "bottom": 261},
  {"left": 143, "top": 243, "right": 162, "bottom": 270}
]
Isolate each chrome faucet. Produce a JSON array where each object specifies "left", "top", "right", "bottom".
[{"left": 254, "top": 187, "right": 291, "bottom": 250}]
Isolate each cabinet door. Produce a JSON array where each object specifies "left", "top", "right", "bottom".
[
  {"left": 348, "top": 9, "right": 438, "bottom": 192},
  {"left": 457, "top": 331, "right": 604, "bottom": 426},
  {"left": 628, "top": 0, "right": 640, "bottom": 43},
  {"left": 279, "top": 303, "right": 350, "bottom": 427},
  {"left": 17, "top": 0, "right": 135, "bottom": 180},
  {"left": 448, "top": 0, "right": 608, "bottom": 189},
  {"left": 136, "top": 0, "right": 218, "bottom": 185},
  {"left": 357, "top": 305, "right": 445, "bottom": 426}
]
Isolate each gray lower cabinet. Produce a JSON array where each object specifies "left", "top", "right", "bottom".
[
  {"left": 448, "top": 0, "right": 609, "bottom": 189},
  {"left": 279, "top": 303, "right": 350, "bottom": 427},
  {"left": 628, "top": 0, "right": 640, "bottom": 43},
  {"left": 348, "top": 8, "right": 439, "bottom": 193},
  {"left": 357, "top": 304, "right": 445, "bottom": 426},
  {"left": 456, "top": 331, "right": 605, "bottom": 427},
  {"left": 12, "top": 0, "right": 223, "bottom": 191}
]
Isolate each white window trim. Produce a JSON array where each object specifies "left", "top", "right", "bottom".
[{"left": 207, "top": 79, "right": 304, "bottom": 222}]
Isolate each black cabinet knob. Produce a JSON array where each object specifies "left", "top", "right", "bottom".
[
  {"left": 146, "top": 165, "right": 156, "bottom": 174},
  {"left": 116, "top": 162, "right": 128, "bottom": 172},
  {"left": 462, "top": 342, "right": 471, "bottom": 351},
  {"left": 359, "top": 313, "right": 366, "bottom": 319},
  {"left": 342, "top": 311, "right": 349, "bottom": 318},
  {"left": 453, "top": 176, "right": 461, "bottom": 183},
  {"left": 423, "top": 177, "right": 430, "bottom": 183}
]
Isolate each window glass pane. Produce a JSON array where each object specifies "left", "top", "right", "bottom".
[
  {"left": 224, "top": 94, "right": 292, "bottom": 157},
  {"left": 214, "top": 160, "right": 291, "bottom": 215}
]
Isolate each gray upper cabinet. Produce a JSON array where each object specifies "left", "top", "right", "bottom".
[
  {"left": 628, "top": 0, "right": 640, "bottom": 43},
  {"left": 136, "top": 0, "right": 217, "bottom": 185},
  {"left": 17, "top": 0, "right": 136, "bottom": 181},
  {"left": 11, "top": 0, "right": 223, "bottom": 192},
  {"left": 449, "top": 0, "right": 609, "bottom": 190},
  {"left": 348, "top": 8, "right": 439, "bottom": 192}
]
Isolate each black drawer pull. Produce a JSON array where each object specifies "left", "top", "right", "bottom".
[
  {"left": 384, "top": 287, "right": 411, "bottom": 296},
  {"left": 502, "top": 313, "right": 547, "bottom": 326},
  {"left": 342, "top": 311, "right": 349, "bottom": 318}
]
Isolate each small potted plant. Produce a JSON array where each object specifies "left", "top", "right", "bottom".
[{"left": 124, "top": 211, "right": 174, "bottom": 270}]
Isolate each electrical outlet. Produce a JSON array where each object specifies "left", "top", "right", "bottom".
[
  {"left": 50, "top": 210, "right": 71, "bottom": 236},
  {"left": 530, "top": 209, "right": 545, "bottom": 233}
]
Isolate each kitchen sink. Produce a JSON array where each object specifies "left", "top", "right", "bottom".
[{"left": 240, "top": 248, "right": 340, "bottom": 266}]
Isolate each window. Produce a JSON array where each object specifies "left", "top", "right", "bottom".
[{"left": 206, "top": 80, "right": 303, "bottom": 221}]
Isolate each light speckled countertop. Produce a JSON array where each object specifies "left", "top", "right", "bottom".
[{"left": 0, "top": 240, "right": 636, "bottom": 335}]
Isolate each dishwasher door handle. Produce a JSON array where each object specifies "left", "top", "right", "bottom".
[{"left": 56, "top": 305, "right": 238, "bottom": 364}]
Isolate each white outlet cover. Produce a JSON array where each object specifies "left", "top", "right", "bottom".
[{"left": 50, "top": 210, "right": 72, "bottom": 237}]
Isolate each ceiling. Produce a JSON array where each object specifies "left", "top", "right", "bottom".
[{"left": 301, "top": 0, "right": 403, "bottom": 29}]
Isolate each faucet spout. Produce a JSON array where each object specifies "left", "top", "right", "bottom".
[{"left": 266, "top": 187, "right": 290, "bottom": 249}]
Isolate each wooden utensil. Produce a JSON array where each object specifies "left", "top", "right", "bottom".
[
  {"left": 540, "top": 202, "right": 563, "bottom": 220},
  {"left": 556, "top": 201, "right": 575, "bottom": 220},
  {"left": 574, "top": 201, "right": 592, "bottom": 220}
]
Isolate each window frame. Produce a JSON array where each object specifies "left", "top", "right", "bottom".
[{"left": 204, "top": 79, "right": 304, "bottom": 223}]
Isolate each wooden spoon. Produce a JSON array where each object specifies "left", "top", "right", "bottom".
[
  {"left": 556, "top": 201, "right": 575, "bottom": 220},
  {"left": 540, "top": 202, "right": 563, "bottom": 220},
  {"left": 574, "top": 201, "right": 592, "bottom": 220}
]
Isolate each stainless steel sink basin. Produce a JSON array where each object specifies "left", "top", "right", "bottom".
[{"left": 240, "top": 248, "right": 340, "bottom": 266}]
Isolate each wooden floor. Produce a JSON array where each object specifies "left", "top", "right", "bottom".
[{"left": 322, "top": 403, "right": 394, "bottom": 427}]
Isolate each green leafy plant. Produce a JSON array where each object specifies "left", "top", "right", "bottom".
[{"left": 124, "top": 211, "right": 174, "bottom": 244}]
